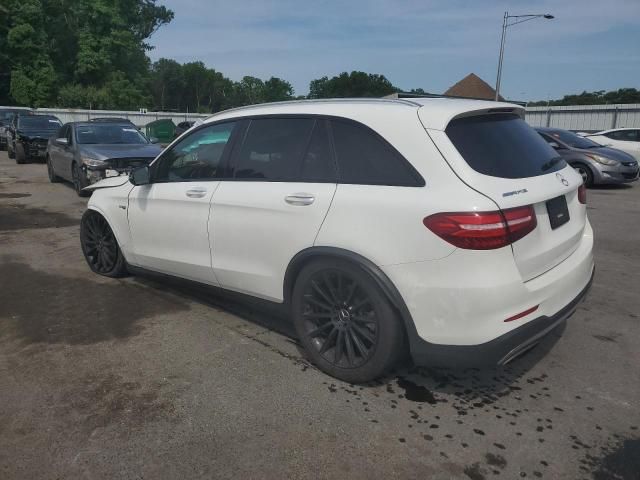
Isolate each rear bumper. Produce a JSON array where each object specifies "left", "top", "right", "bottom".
[{"left": 409, "top": 268, "right": 593, "bottom": 367}]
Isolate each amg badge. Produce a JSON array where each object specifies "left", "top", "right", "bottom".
[{"left": 502, "top": 188, "right": 528, "bottom": 197}]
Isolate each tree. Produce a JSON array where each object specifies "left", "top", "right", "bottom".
[
  {"left": 529, "top": 88, "right": 640, "bottom": 106},
  {"left": 151, "top": 58, "right": 185, "bottom": 111},
  {"left": 307, "top": 71, "right": 398, "bottom": 98},
  {"left": 1, "top": 0, "right": 173, "bottom": 108},
  {"left": 263, "top": 77, "right": 294, "bottom": 102}
]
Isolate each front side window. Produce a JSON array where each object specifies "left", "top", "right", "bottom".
[
  {"left": 154, "top": 122, "right": 236, "bottom": 182},
  {"left": 330, "top": 119, "right": 423, "bottom": 186},
  {"left": 446, "top": 114, "right": 566, "bottom": 179},
  {"left": 232, "top": 118, "right": 315, "bottom": 181}
]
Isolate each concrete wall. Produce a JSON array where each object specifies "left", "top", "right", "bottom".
[{"left": 524, "top": 104, "right": 640, "bottom": 132}]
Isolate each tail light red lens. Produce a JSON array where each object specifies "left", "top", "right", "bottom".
[
  {"left": 423, "top": 205, "right": 537, "bottom": 250},
  {"left": 578, "top": 184, "right": 587, "bottom": 204}
]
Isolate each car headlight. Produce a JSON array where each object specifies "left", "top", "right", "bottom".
[
  {"left": 586, "top": 154, "right": 618, "bottom": 166},
  {"left": 82, "top": 157, "right": 105, "bottom": 168}
]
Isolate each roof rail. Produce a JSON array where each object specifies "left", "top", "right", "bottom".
[{"left": 206, "top": 97, "right": 422, "bottom": 119}]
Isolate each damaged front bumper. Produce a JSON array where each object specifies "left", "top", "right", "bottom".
[{"left": 82, "top": 158, "right": 152, "bottom": 184}]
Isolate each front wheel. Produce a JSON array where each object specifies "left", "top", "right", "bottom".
[
  {"left": 291, "top": 259, "right": 404, "bottom": 383},
  {"left": 46, "top": 156, "right": 60, "bottom": 183},
  {"left": 15, "top": 143, "right": 26, "bottom": 164},
  {"left": 80, "top": 210, "right": 128, "bottom": 277},
  {"left": 72, "top": 162, "right": 90, "bottom": 197},
  {"left": 7, "top": 142, "right": 15, "bottom": 159},
  {"left": 572, "top": 163, "right": 594, "bottom": 187}
]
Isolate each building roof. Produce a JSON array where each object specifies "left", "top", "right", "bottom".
[{"left": 444, "top": 73, "right": 504, "bottom": 101}]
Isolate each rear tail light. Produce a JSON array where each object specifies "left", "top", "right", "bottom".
[
  {"left": 423, "top": 205, "right": 537, "bottom": 250},
  {"left": 578, "top": 184, "right": 587, "bottom": 204}
]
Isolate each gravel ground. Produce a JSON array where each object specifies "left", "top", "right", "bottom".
[{"left": 1, "top": 151, "right": 639, "bottom": 480}]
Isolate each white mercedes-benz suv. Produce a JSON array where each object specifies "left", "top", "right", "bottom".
[{"left": 81, "top": 98, "right": 594, "bottom": 383}]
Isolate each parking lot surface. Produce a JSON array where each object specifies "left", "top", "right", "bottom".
[{"left": 1, "top": 151, "right": 639, "bottom": 479}]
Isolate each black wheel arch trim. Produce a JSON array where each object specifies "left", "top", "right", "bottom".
[{"left": 284, "top": 247, "right": 423, "bottom": 352}]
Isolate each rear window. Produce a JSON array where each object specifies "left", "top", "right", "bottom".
[{"left": 446, "top": 114, "right": 566, "bottom": 179}]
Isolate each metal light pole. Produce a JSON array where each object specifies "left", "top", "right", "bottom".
[{"left": 494, "top": 11, "right": 554, "bottom": 101}]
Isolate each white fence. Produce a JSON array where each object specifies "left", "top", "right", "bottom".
[
  {"left": 524, "top": 104, "right": 640, "bottom": 132},
  {"left": 1, "top": 107, "right": 209, "bottom": 127}
]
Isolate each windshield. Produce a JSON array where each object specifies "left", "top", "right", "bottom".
[
  {"left": 18, "top": 117, "right": 62, "bottom": 130},
  {"left": 546, "top": 130, "right": 602, "bottom": 149},
  {"left": 446, "top": 114, "right": 566, "bottom": 179},
  {"left": 76, "top": 124, "right": 148, "bottom": 144}
]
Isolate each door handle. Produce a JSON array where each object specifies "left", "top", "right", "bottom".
[
  {"left": 285, "top": 193, "right": 315, "bottom": 206},
  {"left": 186, "top": 187, "right": 208, "bottom": 198}
]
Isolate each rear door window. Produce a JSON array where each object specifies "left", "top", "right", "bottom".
[
  {"left": 446, "top": 114, "right": 566, "bottom": 178},
  {"left": 231, "top": 118, "right": 316, "bottom": 181},
  {"left": 330, "top": 119, "right": 423, "bottom": 186}
]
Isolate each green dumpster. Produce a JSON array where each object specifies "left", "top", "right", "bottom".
[{"left": 145, "top": 119, "right": 176, "bottom": 145}]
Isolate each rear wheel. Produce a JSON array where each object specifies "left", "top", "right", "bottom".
[
  {"left": 292, "top": 259, "right": 404, "bottom": 383},
  {"left": 15, "top": 143, "right": 26, "bottom": 164},
  {"left": 80, "top": 210, "right": 128, "bottom": 277},
  {"left": 46, "top": 156, "right": 60, "bottom": 183},
  {"left": 572, "top": 163, "right": 594, "bottom": 187},
  {"left": 72, "top": 162, "right": 90, "bottom": 197}
]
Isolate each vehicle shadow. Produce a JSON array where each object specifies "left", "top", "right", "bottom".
[
  {"left": 130, "top": 268, "right": 561, "bottom": 396},
  {"left": 589, "top": 183, "right": 633, "bottom": 190}
]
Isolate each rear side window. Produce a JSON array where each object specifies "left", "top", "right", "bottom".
[
  {"left": 446, "top": 114, "right": 566, "bottom": 179},
  {"left": 233, "top": 118, "right": 315, "bottom": 181},
  {"left": 607, "top": 130, "right": 639, "bottom": 141},
  {"left": 330, "top": 120, "right": 423, "bottom": 186}
]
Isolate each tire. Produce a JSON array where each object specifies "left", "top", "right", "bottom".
[
  {"left": 72, "top": 162, "right": 90, "bottom": 197},
  {"left": 80, "top": 210, "right": 128, "bottom": 278},
  {"left": 7, "top": 142, "right": 15, "bottom": 159},
  {"left": 15, "top": 143, "right": 26, "bottom": 164},
  {"left": 572, "top": 163, "right": 594, "bottom": 187},
  {"left": 46, "top": 156, "right": 61, "bottom": 183},
  {"left": 291, "top": 258, "right": 404, "bottom": 383}
]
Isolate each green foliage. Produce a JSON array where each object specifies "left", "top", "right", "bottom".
[
  {"left": 148, "top": 61, "right": 294, "bottom": 112},
  {"left": 1, "top": 0, "right": 172, "bottom": 108},
  {"left": 528, "top": 88, "right": 640, "bottom": 106},
  {"left": 307, "top": 71, "right": 398, "bottom": 98}
]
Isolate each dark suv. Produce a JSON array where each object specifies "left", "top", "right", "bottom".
[{"left": 7, "top": 114, "right": 62, "bottom": 163}]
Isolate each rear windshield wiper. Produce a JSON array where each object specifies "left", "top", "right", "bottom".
[{"left": 541, "top": 156, "right": 564, "bottom": 171}]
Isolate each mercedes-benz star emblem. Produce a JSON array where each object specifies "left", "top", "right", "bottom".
[{"left": 556, "top": 173, "right": 569, "bottom": 186}]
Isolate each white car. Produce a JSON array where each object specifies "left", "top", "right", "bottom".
[
  {"left": 585, "top": 128, "right": 640, "bottom": 161},
  {"left": 81, "top": 98, "right": 594, "bottom": 382}
]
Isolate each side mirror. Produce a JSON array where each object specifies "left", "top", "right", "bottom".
[
  {"left": 149, "top": 137, "right": 160, "bottom": 144},
  {"left": 56, "top": 137, "right": 69, "bottom": 146},
  {"left": 130, "top": 165, "right": 150, "bottom": 186}
]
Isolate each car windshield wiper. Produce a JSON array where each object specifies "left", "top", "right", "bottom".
[{"left": 541, "top": 156, "right": 564, "bottom": 171}]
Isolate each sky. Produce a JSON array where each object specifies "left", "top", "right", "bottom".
[{"left": 148, "top": 0, "right": 640, "bottom": 102}]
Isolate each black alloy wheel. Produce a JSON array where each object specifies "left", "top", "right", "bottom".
[
  {"left": 292, "top": 259, "right": 403, "bottom": 382},
  {"left": 80, "top": 211, "right": 127, "bottom": 277}
]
